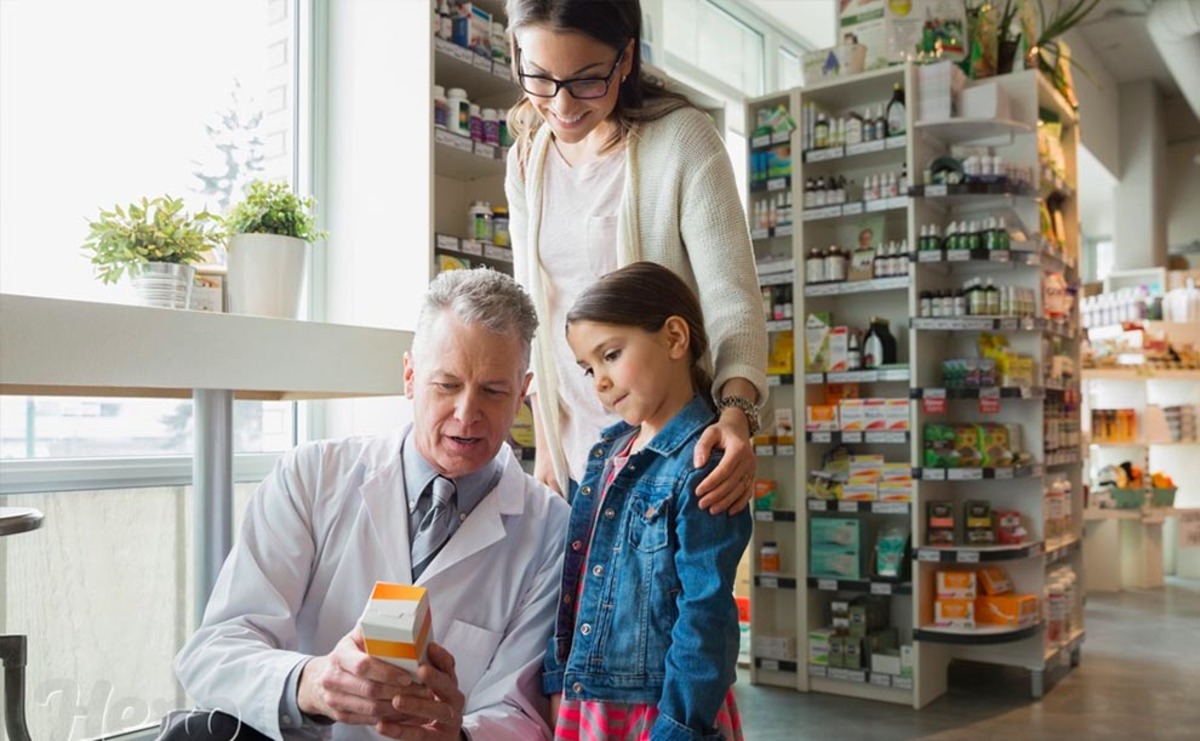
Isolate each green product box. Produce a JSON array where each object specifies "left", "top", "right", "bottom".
[
  {"left": 829, "top": 636, "right": 846, "bottom": 669},
  {"left": 848, "top": 596, "right": 888, "bottom": 638},
  {"left": 810, "top": 518, "right": 861, "bottom": 548},
  {"left": 811, "top": 545, "right": 861, "bottom": 580},
  {"left": 843, "top": 636, "right": 863, "bottom": 670},
  {"left": 809, "top": 629, "right": 834, "bottom": 667}
]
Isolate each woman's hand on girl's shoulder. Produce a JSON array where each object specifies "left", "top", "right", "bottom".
[{"left": 692, "top": 409, "right": 756, "bottom": 515}]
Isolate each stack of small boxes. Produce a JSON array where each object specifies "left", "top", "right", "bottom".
[
  {"left": 804, "top": 381, "right": 911, "bottom": 438},
  {"left": 934, "top": 566, "right": 1039, "bottom": 630},
  {"left": 809, "top": 597, "right": 912, "bottom": 678},
  {"left": 810, "top": 518, "right": 861, "bottom": 580},
  {"left": 820, "top": 454, "right": 914, "bottom": 503}
]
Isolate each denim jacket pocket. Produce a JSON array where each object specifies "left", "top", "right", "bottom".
[{"left": 626, "top": 495, "right": 670, "bottom": 553}]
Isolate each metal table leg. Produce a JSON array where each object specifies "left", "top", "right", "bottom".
[
  {"left": 193, "top": 389, "right": 233, "bottom": 628},
  {"left": 1, "top": 634, "right": 31, "bottom": 741}
]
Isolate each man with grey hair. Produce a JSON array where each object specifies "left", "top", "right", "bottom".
[{"left": 171, "top": 269, "right": 570, "bottom": 741}]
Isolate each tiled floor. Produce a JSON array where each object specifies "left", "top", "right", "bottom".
[{"left": 733, "top": 578, "right": 1200, "bottom": 740}]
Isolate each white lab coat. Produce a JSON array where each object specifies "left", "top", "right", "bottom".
[{"left": 175, "top": 428, "right": 570, "bottom": 741}]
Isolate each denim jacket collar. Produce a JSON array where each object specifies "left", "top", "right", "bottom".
[{"left": 596, "top": 394, "right": 716, "bottom": 458}]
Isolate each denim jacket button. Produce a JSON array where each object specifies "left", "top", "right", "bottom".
[
  {"left": 580, "top": 623, "right": 591, "bottom": 635},
  {"left": 581, "top": 485, "right": 593, "bottom": 496},
  {"left": 572, "top": 682, "right": 584, "bottom": 694},
  {"left": 592, "top": 564, "right": 604, "bottom": 576},
  {"left": 592, "top": 448, "right": 604, "bottom": 458},
  {"left": 571, "top": 540, "right": 583, "bottom": 551},
  {"left": 563, "top": 593, "right": 572, "bottom": 604},
  {"left": 604, "top": 508, "right": 616, "bottom": 519}
]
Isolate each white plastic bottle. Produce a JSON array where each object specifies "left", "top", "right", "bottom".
[
  {"left": 467, "top": 200, "right": 494, "bottom": 242},
  {"left": 446, "top": 88, "right": 470, "bottom": 137}
]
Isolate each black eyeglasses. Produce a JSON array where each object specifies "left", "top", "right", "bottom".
[{"left": 516, "top": 47, "right": 625, "bottom": 100}]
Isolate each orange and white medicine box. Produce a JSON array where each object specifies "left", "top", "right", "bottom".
[
  {"left": 359, "top": 582, "right": 433, "bottom": 675},
  {"left": 838, "top": 399, "right": 867, "bottom": 431},
  {"left": 884, "top": 399, "right": 911, "bottom": 431},
  {"left": 934, "top": 598, "right": 976, "bottom": 629},
  {"left": 806, "top": 405, "right": 838, "bottom": 432},
  {"left": 978, "top": 566, "right": 1014, "bottom": 596},
  {"left": 863, "top": 399, "right": 888, "bottom": 431},
  {"left": 936, "top": 570, "right": 978, "bottom": 600},
  {"left": 976, "top": 594, "right": 1038, "bottom": 627}
]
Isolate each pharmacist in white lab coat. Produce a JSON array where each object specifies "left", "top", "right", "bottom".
[{"left": 172, "top": 269, "right": 569, "bottom": 741}]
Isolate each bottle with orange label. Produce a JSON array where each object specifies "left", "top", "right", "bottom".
[{"left": 759, "top": 541, "right": 781, "bottom": 574}]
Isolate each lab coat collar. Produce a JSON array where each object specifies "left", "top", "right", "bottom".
[{"left": 358, "top": 425, "right": 526, "bottom": 585}]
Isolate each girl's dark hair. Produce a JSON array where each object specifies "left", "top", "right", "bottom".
[
  {"left": 567, "top": 262, "right": 713, "bottom": 399},
  {"left": 506, "top": 0, "right": 692, "bottom": 164}
]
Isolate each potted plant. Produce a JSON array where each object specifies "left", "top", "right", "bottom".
[
  {"left": 996, "top": 0, "right": 1023, "bottom": 74},
  {"left": 224, "top": 179, "right": 327, "bottom": 318},
  {"left": 1027, "top": 0, "right": 1100, "bottom": 102},
  {"left": 82, "top": 195, "right": 223, "bottom": 309}
]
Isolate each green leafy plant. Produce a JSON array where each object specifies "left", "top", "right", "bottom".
[
  {"left": 998, "top": 0, "right": 1021, "bottom": 42},
  {"left": 82, "top": 196, "right": 224, "bottom": 284},
  {"left": 1031, "top": 0, "right": 1101, "bottom": 89},
  {"left": 224, "top": 179, "right": 327, "bottom": 242}
]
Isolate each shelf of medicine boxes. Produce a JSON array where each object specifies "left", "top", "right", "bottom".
[
  {"left": 911, "top": 239, "right": 1077, "bottom": 275},
  {"left": 787, "top": 64, "right": 921, "bottom": 706},
  {"left": 433, "top": 234, "right": 514, "bottom": 277},
  {"left": 907, "top": 68, "right": 1084, "bottom": 699}
]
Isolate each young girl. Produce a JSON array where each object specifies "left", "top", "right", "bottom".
[
  {"left": 544, "top": 262, "right": 752, "bottom": 740},
  {"left": 504, "top": 0, "right": 767, "bottom": 511}
]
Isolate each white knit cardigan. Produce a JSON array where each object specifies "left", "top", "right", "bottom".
[{"left": 505, "top": 106, "right": 768, "bottom": 493}]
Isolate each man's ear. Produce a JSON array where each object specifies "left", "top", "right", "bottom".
[
  {"left": 403, "top": 351, "right": 417, "bottom": 400},
  {"left": 663, "top": 316, "right": 691, "bottom": 361}
]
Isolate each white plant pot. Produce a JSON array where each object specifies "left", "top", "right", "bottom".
[
  {"left": 131, "top": 262, "right": 194, "bottom": 309},
  {"left": 226, "top": 233, "right": 309, "bottom": 319}
]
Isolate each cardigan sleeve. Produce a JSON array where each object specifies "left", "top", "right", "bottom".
[
  {"left": 674, "top": 113, "right": 769, "bottom": 405},
  {"left": 505, "top": 146, "right": 539, "bottom": 397}
]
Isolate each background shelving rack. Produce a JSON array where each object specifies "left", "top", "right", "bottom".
[{"left": 743, "top": 65, "right": 1085, "bottom": 708}]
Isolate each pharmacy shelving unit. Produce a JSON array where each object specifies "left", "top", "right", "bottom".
[
  {"left": 907, "top": 69, "right": 1085, "bottom": 704},
  {"left": 432, "top": 0, "right": 519, "bottom": 279},
  {"left": 744, "top": 66, "right": 1086, "bottom": 708},
  {"left": 1080, "top": 358, "right": 1200, "bottom": 588}
]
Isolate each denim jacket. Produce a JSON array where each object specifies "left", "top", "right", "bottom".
[{"left": 543, "top": 395, "right": 753, "bottom": 741}]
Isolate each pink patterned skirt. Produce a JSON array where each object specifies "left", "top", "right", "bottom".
[{"left": 554, "top": 690, "right": 743, "bottom": 741}]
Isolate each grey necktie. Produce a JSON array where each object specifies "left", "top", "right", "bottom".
[{"left": 411, "top": 476, "right": 458, "bottom": 579}]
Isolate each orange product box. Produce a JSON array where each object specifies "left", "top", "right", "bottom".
[
  {"left": 826, "top": 383, "right": 861, "bottom": 404},
  {"left": 841, "top": 483, "right": 878, "bottom": 501},
  {"left": 864, "top": 398, "right": 888, "bottom": 430},
  {"left": 934, "top": 598, "right": 976, "bottom": 629},
  {"left": 884, "top": 399, "right": 911, "bottom": 431},
  {"left": 839, "top": 399, "right": 867, "bottom": 431},
  {"left": 976, "top": 594, "right": 1039, "bottom": 627},
  {"left": 877, "top": 481, "right": 913, "bottom": 502},
  {"left": 936, "top": 570, "right": 977, "bottom": 599},
  {"left": 978, "top": 566, "right": 1014, "bottom": 596},
  {"left": 806, "top": 405, "right": 838, "bottom": 432},
  {"left": 359, "top": 582, "right": 433, "bottom": 676}
]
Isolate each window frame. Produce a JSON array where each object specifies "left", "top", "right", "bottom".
[{"left": 0, "top": 0, "right": 321, "bottom": 496}]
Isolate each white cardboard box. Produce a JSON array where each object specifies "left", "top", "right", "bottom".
[{"left": 359, "top": 582, "right": 432, "bottom": 676}]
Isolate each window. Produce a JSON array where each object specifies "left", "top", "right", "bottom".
[
  {"left": 778, "top": 46, "right": 803, "bottom": 91},
  {"left": 0, "top": 0, "right": 305, "bottom": 463},
  {"left": 664, "top": 0, "right": 765, "bottom": 96}
]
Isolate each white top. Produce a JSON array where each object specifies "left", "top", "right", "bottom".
[
  {"left": 507, "top": 107, "right": 768, "bottom": 492},
  {"left": 538, "top": 143, "right": 627, "bottom": 481}
]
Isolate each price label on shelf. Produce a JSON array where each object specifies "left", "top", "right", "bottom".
[
  {"left": 922, "top": 468, "right": 946, "bottom": 481},
  {"left": 948, "top": 468, "right": 983, "bottom": 481},
  {"left": 811, "top": 432, "right": 832, "bottom": 443},
  {"left": 750, "top": 228, "right": 770, "bottom": 241},
  {"left": 870, "top": 581, "right": 893, "bottom": 595},
  {"left": 809, "top": 499, "right": 829, "bottom": 511},
  {"left": 947, "top": 249, "right": 972, "bottom": 262},
  {"left": 460, "top": 240, "right": 483, "bottom": 256},
  {"left": 767, "top": 178, "right": 788, "bottom": 192},
  {"left": 754, "top": 445, "right": 776, "bottom": 456},
  {"left": 873, "top": 502, "right": 909, "bottom": 514},
  {"left": 754, "top": 511, "right": 773, "bottom": 521},
  {"left": 994, "top": 467, "right": 1015, "bottom": 479},
  {"left": 817, "top": 579, "right": 838, "bottom": 591},
  {"left": 435, "top": 234, "right": 459, "bottom": 252},
  {"left": 917, "top": 549, "right": 942, "bottom": 563},
  {"left": 473, "top": 143, "right": 496, "bottom": 159},
  {"left": 926, "top": 184, "right": 948, "bottom": 197},
  {"left": 776, "top": 445, "right": 796, "bottom": 456},
  {"left": 806, "top": 146, "right": 843, "bottom": 162},
  {"left": 918, "top": 250, "right": 943, "bottom": 263},
  {"left": 838, "top": 501, "right": 860, "bottom": 513},
  {"left": 923, "top": 397, "right": 947, "bottom": 415},
  {"left": 759, "top": 576, "right": 779, "bottom": 589},
  {"left": 870, "top": 672, "right": 893, "bottom": 688},
  {"left": 842, "top": 202, "right": 864, "bottom": 216},
  {"left": 760, "top": 659, "right": 781, "bottom": 672},
  {"left": 893, "top": 676, "right": 914, "bottom": 690},
  {"left": 808, "top": 663, "right": 828, "bottom": 677},
  {"left": 841, "top": 432, "right": 863, "bottom": 443},
  {"left": 990, "top": 250, "right": 1010, "bottom": 262},
  {"left": 870, "top": 432, "right": 908, "bottom": 444},
  {"left": 956, "top": 550, "right": 981, "bottom": 564},
  {"left": 473, "top": 53, "right": 493, "bottom": 71},
  {"left": 752, "top": 134, "right": 771, "bottom": 148}
]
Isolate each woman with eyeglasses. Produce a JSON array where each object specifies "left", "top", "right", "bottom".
[{"left": 504, "top": 0, "right": 767, "bottom": 521}]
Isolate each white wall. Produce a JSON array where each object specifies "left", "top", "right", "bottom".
[
  {"left": 1063, "top": 28, "right": 1121, "bottom": 178},
  {"left": 1167, "top": 139, "right": 1200, "bottom": 253}
]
